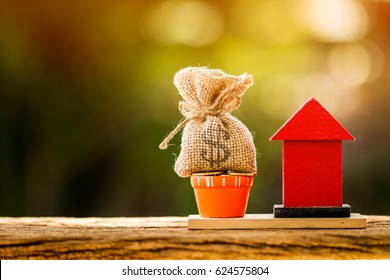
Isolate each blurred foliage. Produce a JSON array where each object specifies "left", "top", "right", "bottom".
[{"left": 0, "top": 0, "right": 389, "bottom": 216}]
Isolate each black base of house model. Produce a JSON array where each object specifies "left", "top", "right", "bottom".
[{"left": 273, "top": 204, "right": 351, "bottom": 218}]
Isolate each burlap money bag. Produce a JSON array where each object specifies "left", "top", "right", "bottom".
[{"left": 160, "top": 67, "right": 257, "bottom": 177}]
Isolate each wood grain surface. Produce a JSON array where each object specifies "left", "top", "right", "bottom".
[{"left": 0, "top": 216, "right": 389, "bottom": 260}]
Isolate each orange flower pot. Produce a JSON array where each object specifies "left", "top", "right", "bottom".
[{"left": 190, "top": 175, "right": 254, "bottom": 218}]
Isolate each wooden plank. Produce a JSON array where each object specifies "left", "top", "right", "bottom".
[
  {"left": 188, "top": 213, "right": 366, "bottom": 229},
  {"left": 0, "top": 216, "right": 389, "bottom": 259}
]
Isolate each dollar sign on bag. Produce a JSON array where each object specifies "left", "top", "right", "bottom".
[{"left": 201, "top": 124, "right": 231, "bottom": 169}]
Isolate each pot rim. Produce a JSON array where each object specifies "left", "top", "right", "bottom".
[{"left": 190, "top": 174, "right": 254, "bottom": 189}]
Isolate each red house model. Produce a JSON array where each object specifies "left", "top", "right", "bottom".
[{"left": 270, "top": 98, "right": 355, "bottom": 218}]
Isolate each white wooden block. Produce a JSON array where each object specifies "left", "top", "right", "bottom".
[{"left": 188, "top": 213, "right": 367, "bottom": 229}]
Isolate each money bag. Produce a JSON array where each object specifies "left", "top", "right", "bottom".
[{"left": 159, "top": 67, "right": 257, "bottom": 177}]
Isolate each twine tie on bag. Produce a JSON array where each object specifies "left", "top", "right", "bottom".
[{"left": 159, "top": 76, "right": 250, "bottom": 150}]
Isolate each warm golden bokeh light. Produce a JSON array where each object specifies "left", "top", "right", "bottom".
[
  {"left": 1, "top": 0, "right": 389, "bottom": 216},
  {"left": 143, "top": 0, "right": 223, "bottom": 46},
  {"left": 303, "top": 0, "right": 368, "bottom": 42},
  {"left": 328, "top": 43, "right": 371, "bottom": 87},
  {"left": 232, "top": 0, "right": 306, "bottom": 44}
]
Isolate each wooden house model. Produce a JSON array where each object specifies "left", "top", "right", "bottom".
[{"left": 270, "top": 98, "right": 355, "bottom": 217}]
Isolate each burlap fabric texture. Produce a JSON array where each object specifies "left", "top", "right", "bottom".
[{"left": 160, "top": 67, "right": 257, "bottom": 177}]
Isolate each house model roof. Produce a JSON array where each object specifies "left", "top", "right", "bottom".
[{"left": 270, "top": 98, "right": 355, "bottom": 140}]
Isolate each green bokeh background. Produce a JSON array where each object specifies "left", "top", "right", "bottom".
[{"left": 1, "top": 0, "right": 389, "bottom": 217}]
